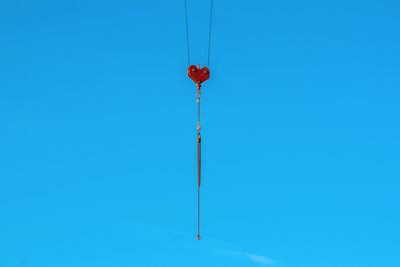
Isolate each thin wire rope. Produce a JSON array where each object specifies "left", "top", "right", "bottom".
[
  {"left": 185, "top": 0, "right": 213, "bottom": 67},
  {"left": 207, "top": 0, "right": 213, "bottom": 67},
  {"left": 184, "top": 0, "right": 191, "bottom": 66}
]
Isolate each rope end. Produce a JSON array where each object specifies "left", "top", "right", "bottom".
[{"left": 197, "top": 234, "right": 201, "bottom": 240}]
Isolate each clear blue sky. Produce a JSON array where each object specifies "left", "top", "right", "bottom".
[{"left": 1, "top": 0, "right": 399, "bottom": 266}]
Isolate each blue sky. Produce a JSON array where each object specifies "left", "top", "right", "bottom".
[{"left": 1, "top": 0, "right": 400, "bottom": 266}]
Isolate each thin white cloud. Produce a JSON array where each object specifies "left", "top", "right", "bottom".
[
  {"left": 218, "top": 250, "right": 277, "bottom": 265},
  {"left": 245, "top": 253, "right": 275, "bottom": 265}
]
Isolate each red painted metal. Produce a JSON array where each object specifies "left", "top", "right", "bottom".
[{"left": 188, "top": 65, "right": 210, "bottom": 85}]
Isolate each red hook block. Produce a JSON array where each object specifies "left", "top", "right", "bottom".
[{"left": 188, "top": 64, "right": 210, "bottom": 85}]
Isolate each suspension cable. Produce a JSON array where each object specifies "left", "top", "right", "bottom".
[
  {"left": 184, "top": 0, "right": 191, "bottom": 66},
  {"left": 207, "top": 0, "right": 213, "bottom": 67},
  {"left": 184, "top": 0, "right": 213, "bottom": 67}
]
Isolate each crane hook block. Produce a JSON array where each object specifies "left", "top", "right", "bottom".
[{"left": 188, "top": 65, "right": 210, "bottom": 85}]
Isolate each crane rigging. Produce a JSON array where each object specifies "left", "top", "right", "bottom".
[{"left": 184, "top": 0, "right": 213, "bottom": 240}]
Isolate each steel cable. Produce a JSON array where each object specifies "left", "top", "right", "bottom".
[
  {"left": 184, "top": 0, "right": 213, "bottom": 67},
  {"left": 184, "top": 0, "right": 191, "bottom": 66}
]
